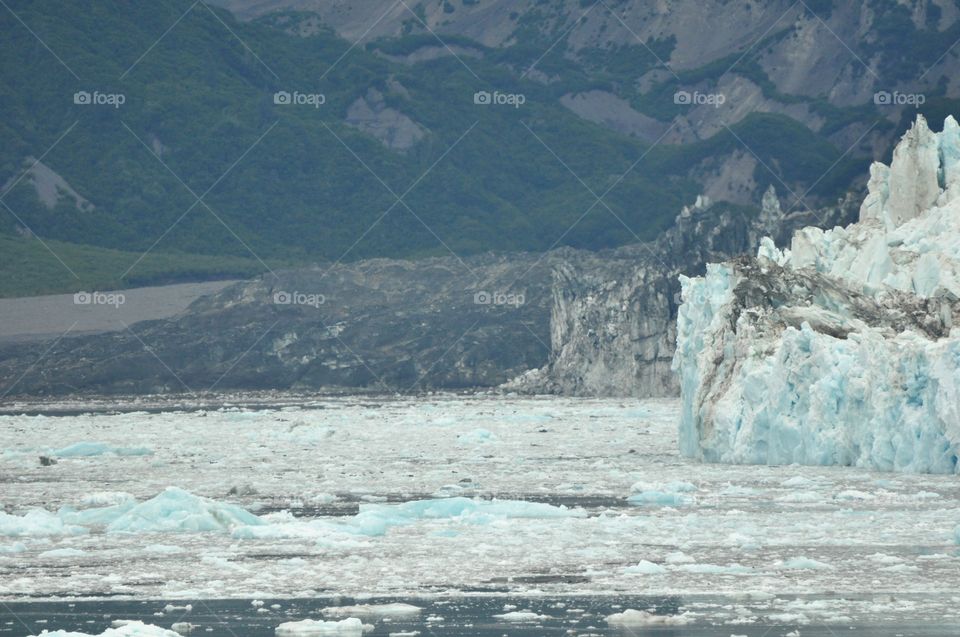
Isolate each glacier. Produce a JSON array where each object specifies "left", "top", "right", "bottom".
[{"left": 674, "top": 114, "right": 960, "bottom": 474}]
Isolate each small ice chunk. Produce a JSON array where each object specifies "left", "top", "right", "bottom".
[
  {"left": 80, "top": 492, "right": 136, "bottom": 508},
  {"left": 456, "top": 428, "right": 498, "bottom": 444},
  {"left": 627, "top": 481, "right": 696, "bottom": 506},
  {"left": 323, "top": 604, "right": 421, "bottom": 618},
  {"left": 275, "top": 618, "right": 363, "bottom": 636},
  {"left": 38, "top": 547, "right": 87, "bottom": 558},
  {"left": 36, "top": 621, "right": 181, "bottom": 637},
  {"left": 779, "top": 556, "right": 833, "bottom": 570},
  {"left": 493, "top": 611, "right": 550, "bottom": 622},
  {"left": 665, "top": 551, "right": 695, "bottom": 564},
  {"left": 52, "top": 442, "right": 153, "bottom": 457},
  {"left": 0, "top": 541, "right": 26, "bottom": 553},
  {"left": 0, "top": 509, "right": 88, "bottom": 537},
  {"left": 781, "top": 476, "right": 817, "bottom": 488},
  {"left": 624, "top": 560, "right": 666, "bottom": 575},
  {"left": 605, "top": 610, "right": 693, "bottom": 625}
]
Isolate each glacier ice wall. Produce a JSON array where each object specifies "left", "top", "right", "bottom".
[{"left": 674, "top": 115, "right": 960, "bottom": 473}]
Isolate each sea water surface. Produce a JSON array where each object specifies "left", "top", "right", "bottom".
[{"left": 1, "top": 395, "right": 959, "bottom": 635}]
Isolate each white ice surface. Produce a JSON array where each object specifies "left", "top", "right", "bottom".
[
  {"left": 31, "top": 621, "right": 180, "bottom": 637},
  {"left": 275, "top": 618, "right": 363, "bottom": 636},
  {"left": 2, "top": 395, "right": 959, "bottom": 626}
]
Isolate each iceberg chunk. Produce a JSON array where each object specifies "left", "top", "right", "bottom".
[
  {"left": 104, "top": 487, "right": 264, "bottom": 533},
  {"left": 275, "top": 618, "right": 363, "bottom": 636},
  {"left": 29, "top": 621, "right": 180, "bottom": 637},
  {"left": 0, "top": 509, "right": 88, "bottom": 537},
  {"left": 605, "top": 609, "right": 693, "bottom": 625}
]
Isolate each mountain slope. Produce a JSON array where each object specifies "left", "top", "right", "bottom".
[{"left": 3, "top": 0, "right": 959, "bottom": 298}]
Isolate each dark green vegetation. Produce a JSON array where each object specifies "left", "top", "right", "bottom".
[
  {"left": 0, "top": 0, "right": 938, "bottom": 297},
  {"left": 0, "top": 235, "right": 263, "bottom": 297}
]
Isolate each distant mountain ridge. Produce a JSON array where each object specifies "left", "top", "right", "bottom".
[{"left": 2, "top": 0, "right": 959, "bottom": 297}]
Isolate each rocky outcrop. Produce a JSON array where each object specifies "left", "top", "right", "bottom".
[
  {"left": 0, "top": 254, "right": 556, "bottom": 396},
  {"left": 0, "top": 178, "right": 860, "bottom": 400},
  {"left": 0, "top": 186, "right": 857, "bottom": 398},
  {"left": 345, "top": 87, "right": 426, "bottom": 151},
  {"left": 674, "top": 115, "right": 960, "bottom": 473},
  {"left": 507, "top": 190, "right": 858, "bottom": 397}
]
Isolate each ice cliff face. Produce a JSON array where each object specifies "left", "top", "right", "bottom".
[{"left": 674, "top": 115, "right": 960, "bottom": 474}]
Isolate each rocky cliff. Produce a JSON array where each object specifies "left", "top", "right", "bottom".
[
  {"left": 508, "top": 189, "right": 858, "bottom": 396},
  {"left": 0, "top": 254, "right": 558, "bottom": 396},
  {"left": 0, "top": 189, "right": 857, "bottom": 398}
]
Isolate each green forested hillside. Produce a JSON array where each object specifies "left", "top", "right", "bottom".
[{"left": 0, "top": 0, "right": 932, "bottom": 296}]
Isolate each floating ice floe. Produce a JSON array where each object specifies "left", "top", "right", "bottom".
[
  {"left": 623, "top": 559, "right": 667, "bottom": 574},
  {"left": 0, "top": 509, "right": 88, "bottom": 538},
  {"left": 235, "top": 496, "right": 584, "bottom": 540},
  {"left": 9, "top": 488, "right": 586, "bottom": 543},
  {"left": 52, "top": 442, "right": 153, "bottom": 457},
  {"left": 322, "top": 603, "right": 421, "bottom": 618},
  {"left": 627, "top": 481, "right": 696, "bottom": 506},
  {"left": 0, "top": 541, "right": 27, "bottom": 553},
  {"left": 456, "top": 428, "right": 498, "bottom": 444},
  {"left": 778, "top": 556, "right": 833, "bottom": 570},
  {"left": 104, "top": 487, "right": 264, "bottom": 533},
  {"left": 32, "top": 488, "right": 263, "bottom": 536},
  {"left": 605, "top": 609, "right": 693, "bottom": 625},
  {"left": 492, "top": 611, "right": 551, "bottom": 622},
  {"left": 674, "top": 114, "right": 960, "bottom": 474},
  {"left": 32, "top": 621, "right": 180, "bottom": 637},
  {"left": 275, "top": 618, "right": 363, "bottom": 636},
  {"left": 38, "top": 547, "right": 87, "bottom": 558}
]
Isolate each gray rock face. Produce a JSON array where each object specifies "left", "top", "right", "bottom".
[
  {"left": 507, "top": 190, "right": 859, "bottom": 397},
  {"left": 0, "top": 191, "right": 858, "bottom": 399},
  {"left": 345, "top": 87, "right": 427, "bottom": 151},
  {"left": 0, "top": 254, "right": 555, "bottom": 396}
]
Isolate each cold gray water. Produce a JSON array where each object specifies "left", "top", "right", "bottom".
[{"left": 2, "top": 596, "right": 958, "bottom": 637}]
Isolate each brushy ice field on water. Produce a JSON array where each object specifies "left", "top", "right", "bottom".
[{"left": 2, "top": 395, "right": 960, "bottom": 631}]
